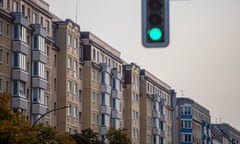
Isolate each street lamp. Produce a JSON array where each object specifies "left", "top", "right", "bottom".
[{"left": 30, "top": 105, "right": 70, "bottom": 130}]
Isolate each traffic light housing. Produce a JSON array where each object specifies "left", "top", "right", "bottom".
[{"left": 142, "top": 0, "right": 169, "bottom": 48}]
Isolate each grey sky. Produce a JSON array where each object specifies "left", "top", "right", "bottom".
[{"left": 45, "top": 0, "right": 240, "bottom": 129}]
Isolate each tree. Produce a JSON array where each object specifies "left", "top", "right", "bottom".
[
  {"left": 0, "top": 92, "right": 39, "bottom": 144},
  {"left": 71, "top": 128, "right": 102, "bottom": 144},
  {"left": 106, "top": 127, "right": 131, "bottom": 144},
  {"left": 0, "top": 92, "right": 76, "bottom": 144}
]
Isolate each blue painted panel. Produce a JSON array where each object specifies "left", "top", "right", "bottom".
[
  {"left": 180, "top": 142, "right": 192, "bottom": 144},
  {"left": 180, "top": 114, "right": 192, "bottom": 119},
  {"left": 181, "top": 128, "right": 192, "bottom": 133}
]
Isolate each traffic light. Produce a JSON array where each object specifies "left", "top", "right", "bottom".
[{"left": 142, "top": 0, "right": 169, "bottom": 48}]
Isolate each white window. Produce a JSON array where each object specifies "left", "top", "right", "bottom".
[
  {"left": 32, "top": 88, "right": 44, "bottom": 104},
  {"left": 67, "top": 57, "right": 72, "bottom": 68},
  {"left": 44, "top": 96, "right": 48, "bottom": 106},
  {"left": 13, "top": 80, "right": 26, "bottom": 97},
  {"left": 67, "top": 34, "right": 72, "bottom": 46},
  {"left": 181, "top": 120, "right": 192, "bottom": 129},
  {"left": 67, "top": 81, "right": 72, "bottom": 92},
  {"left": 32, "top": 62, "right": 45, "bottom": 79},
  {"left": 14, "top": 25, "right": 27, "bottom": 43},
  {"left": 67, "top": 104, "right": 71, "bottom": 115},
  {"left": 73, "top": 106, "right": 77, "bottom": 117},
  {"left": 73, "top": 83, "right": 78, "bottom": 94},
  {"left": 73, "top": 61, "right": 77, "bottom": 72},
  {"left": 6, "top": 24, "right": 10, "bottom": 37},
  {"left": 73, "top": 38, "right": 78, "bottom": 48},
  {"left": 33, "top": 35, "right": 45, "bottom": 52},
  {"left": 32, "top": 13, "right": 38, "bottom": 24},
  {"left": 13, "top": 1, "right": 19, "bottom": 12},
  {"left": 13, "top": 53, "right": 26, "bottom": 71},
  {"left": 181, "top": 134, "right": 192, "bottom": 142}
]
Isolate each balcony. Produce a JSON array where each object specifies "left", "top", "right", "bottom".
[
  {"left": 11, "top": 97, "right": 28, "bottom": 110},
  {"left": 101, "top": 63, "right": 111, "bottom": 74},
  {"left": 100, "top": 126, "right": 108, "bottom": 135},
  {"left": 152, "top": 128, "right": 166, "bottom": 137},
  {"left": 112, "top": 89, "right": 122, "bottom": 99},
  {"left": 101, "top": 84, "right": 111, "bottom": 94},
  {"left": 32, "top": 77, "right": 47, "bottom": 89},
  {"left": 100, "top": 105, "right": 111, "bottom": 115},
  {"left": 160, "top": 98, "right": 166, "bottom": 106},
  {"left": 12, "top": 40, "right": 29, "bottom": 55},
  {"left": 12, "top": 12, "right": 29, "bottom": 27},
  {"left": 31, "top": 24, "right": 47, "bottom": 38},
  {"left": 32, "top": 103, "right": 47, "bottom": 115},
  {"left": 112, "top": 69, "right": 121, "bottom": 79},
  {"left": 111, "top": 109, "right": 121, "bottom": 119},
  {"left": 12, "top": 69, "right": 29, "bottom": 82},
  {"left": 153, "top": 111, "right": 161, "bottom": 118},
  {"left": 152, "top": 94, "right": 160, "bottom": 102},
  {"left": 32, "top": 50, "right": 48, "bottom": 63}
]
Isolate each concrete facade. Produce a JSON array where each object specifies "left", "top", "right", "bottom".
[
  {"left": 139, "top": 69, "right": 176, "bottom": 144},
  {"left": 80, "top": 32, "right": 124, "bottom": 141},
  {"left": 176, "top": 97, "right": 211, "bottom": 144}
]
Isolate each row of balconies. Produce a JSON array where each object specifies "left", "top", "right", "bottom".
[
  {"left": 152, "top": 111, "right": 166, "bottom": 121},
  {"left": 100, "top": 105, "right": 121, "bottom": 119},
  {"left": 152, "top": 127, "right": 166, "bottom": 137},
  {"left": 11, "top": 97, "right": 47, "bottom": 115}
]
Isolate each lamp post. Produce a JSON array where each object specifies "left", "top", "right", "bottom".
[{"left": 30, "top": 105, "right": 69, "bottom": 130}]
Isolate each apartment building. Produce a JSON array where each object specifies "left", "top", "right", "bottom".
[
  {"left": 0, "top": 0, "right": 83, "bottom": 133},
  {"left": 211, "top": 126, "right": 230, "bottom": 144},
  {"left": 123, "top": 63, "right": 141, "bottom": 144},
  {"left": 176, "top": 97, "right": 211, "bottom": 144},
  {"left": 0, "top": 0, "right": 53, "bottom": 122},
  {"left": 54, "top": 19, "right": 82, "bottom": 133},
  {"left": 139, "top": 69, "right": 176, "bottom": 144},
  {"left": 80, "top": 32, "right": 123, "bottom": 141},
  {"left": 213, "top": 123, "right": 240, "bottom": 144}
]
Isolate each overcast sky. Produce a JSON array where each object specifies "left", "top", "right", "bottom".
[{"left": 45, "top": 0, "right": 240, "bottom": 129}]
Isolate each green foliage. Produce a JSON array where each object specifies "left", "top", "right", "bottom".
[
  {"left": 0, "top": 92, "right": 76, "bottom": 144},
  {"left": 71, "top": 128, "right": 102, "bottom": 144},
  {"left": 106, "top": 127, "right": 131, "bottom": 144}
]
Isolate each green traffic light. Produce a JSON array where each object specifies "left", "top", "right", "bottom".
[{"left": 148, "top": 27, "right": 162, "bottom": 41}]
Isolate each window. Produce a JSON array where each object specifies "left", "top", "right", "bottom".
[
  {"left": 0, "top": 79, "right": 2, "bottom": 91},
  {"left": 27, "top": 8, "right": 30, "bottom": 21},
  {"left": 0, "top": 0, "right": 2, "bottom": 7},
  {"left": 181, "top": 120, "right": 192, "bottom": 129},
  {"left": 0, "top": 21, "right": 2, "bottom": 34},
  {"left": 73, "top": 106, "right": 77, "bottom": 117},
  {"left": 32, "top": 62, "right": 45, "bottom": 78},
  {"left": 46, "top": 20, "right": 50, "bottom": 33},
  {"left": 67, "top": 34, "right": 72, "bottom": 46},
  {"left": 54, "top": 78, "right": 56, "bottom": 91},
  {"left": 54, "top": 55, "right": 56, "bottom": 67},
  {"left": 46, "top": 71, "right": 49, "bottom": 81},
  {"left": 7, "top": 0, "right": 10, "bottom": 9},
  {"left": 67, "top": 81, "right": 72, "bottom": 92},
  {"left": 33, "top": 35, "right": 45, "bottom": 52},
  {"left": 44, "top": 96, "right": 48, "bottom": 106},
  {"left": 181, "top": 134, "right": 192, "bottom": 142},
  {"left": 73, "top": 39, "right": 78, "bottom": 48},
  {"left": 73, "top": 83, "right": 78, "bottom": 94},
  {"left": 13, "top": 1, "right": 19, "bottom": 12},
  {"left": 67, "top": 57, "right": 72, "bottom": 68},
  {"left": 93, "top": 49, "right": 96, "bottom": 61},
  {"left": 13, "top": 25, "right": 27, "bottom": 42},
  {"left": 6, "top": 52, "right": 9, "bottom": 65},
  {"left": 0, "top": 49, "right": 2, "bottom": 62},
  {"left": 13, "top": 81, "right": 26, "bottom": 97},
  {"left": 32, "top": 88, "right": 44, "bottom": 104},
  {"left": 79, "top": 68, "right": 82, "bottom": 80},
  {"left": 73, "top": 61, "right": 77, "bottom": 72},
  {"left": 13, "top": 53, "right": 26, "bottom": 70},
  {"left": 32, "top": 13, "right": 38, "bottom": 24},
  {"left": 67, "top": 104, "right": 71, "bottom": 115},
  {"left": 6, "top": 24, "right": 10, "bottom": 37},
  {"left": 181, "top": 106, "right": 192, "bottom": 115},
  {"left": 22, "top": 5, "right": 25, "bottom": 16},
  {"left": 101, "top": 114, "right": 105, "bottom": 125},
  {"left": 40, "top": 16, "right": 43, "bottom": 26}
]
